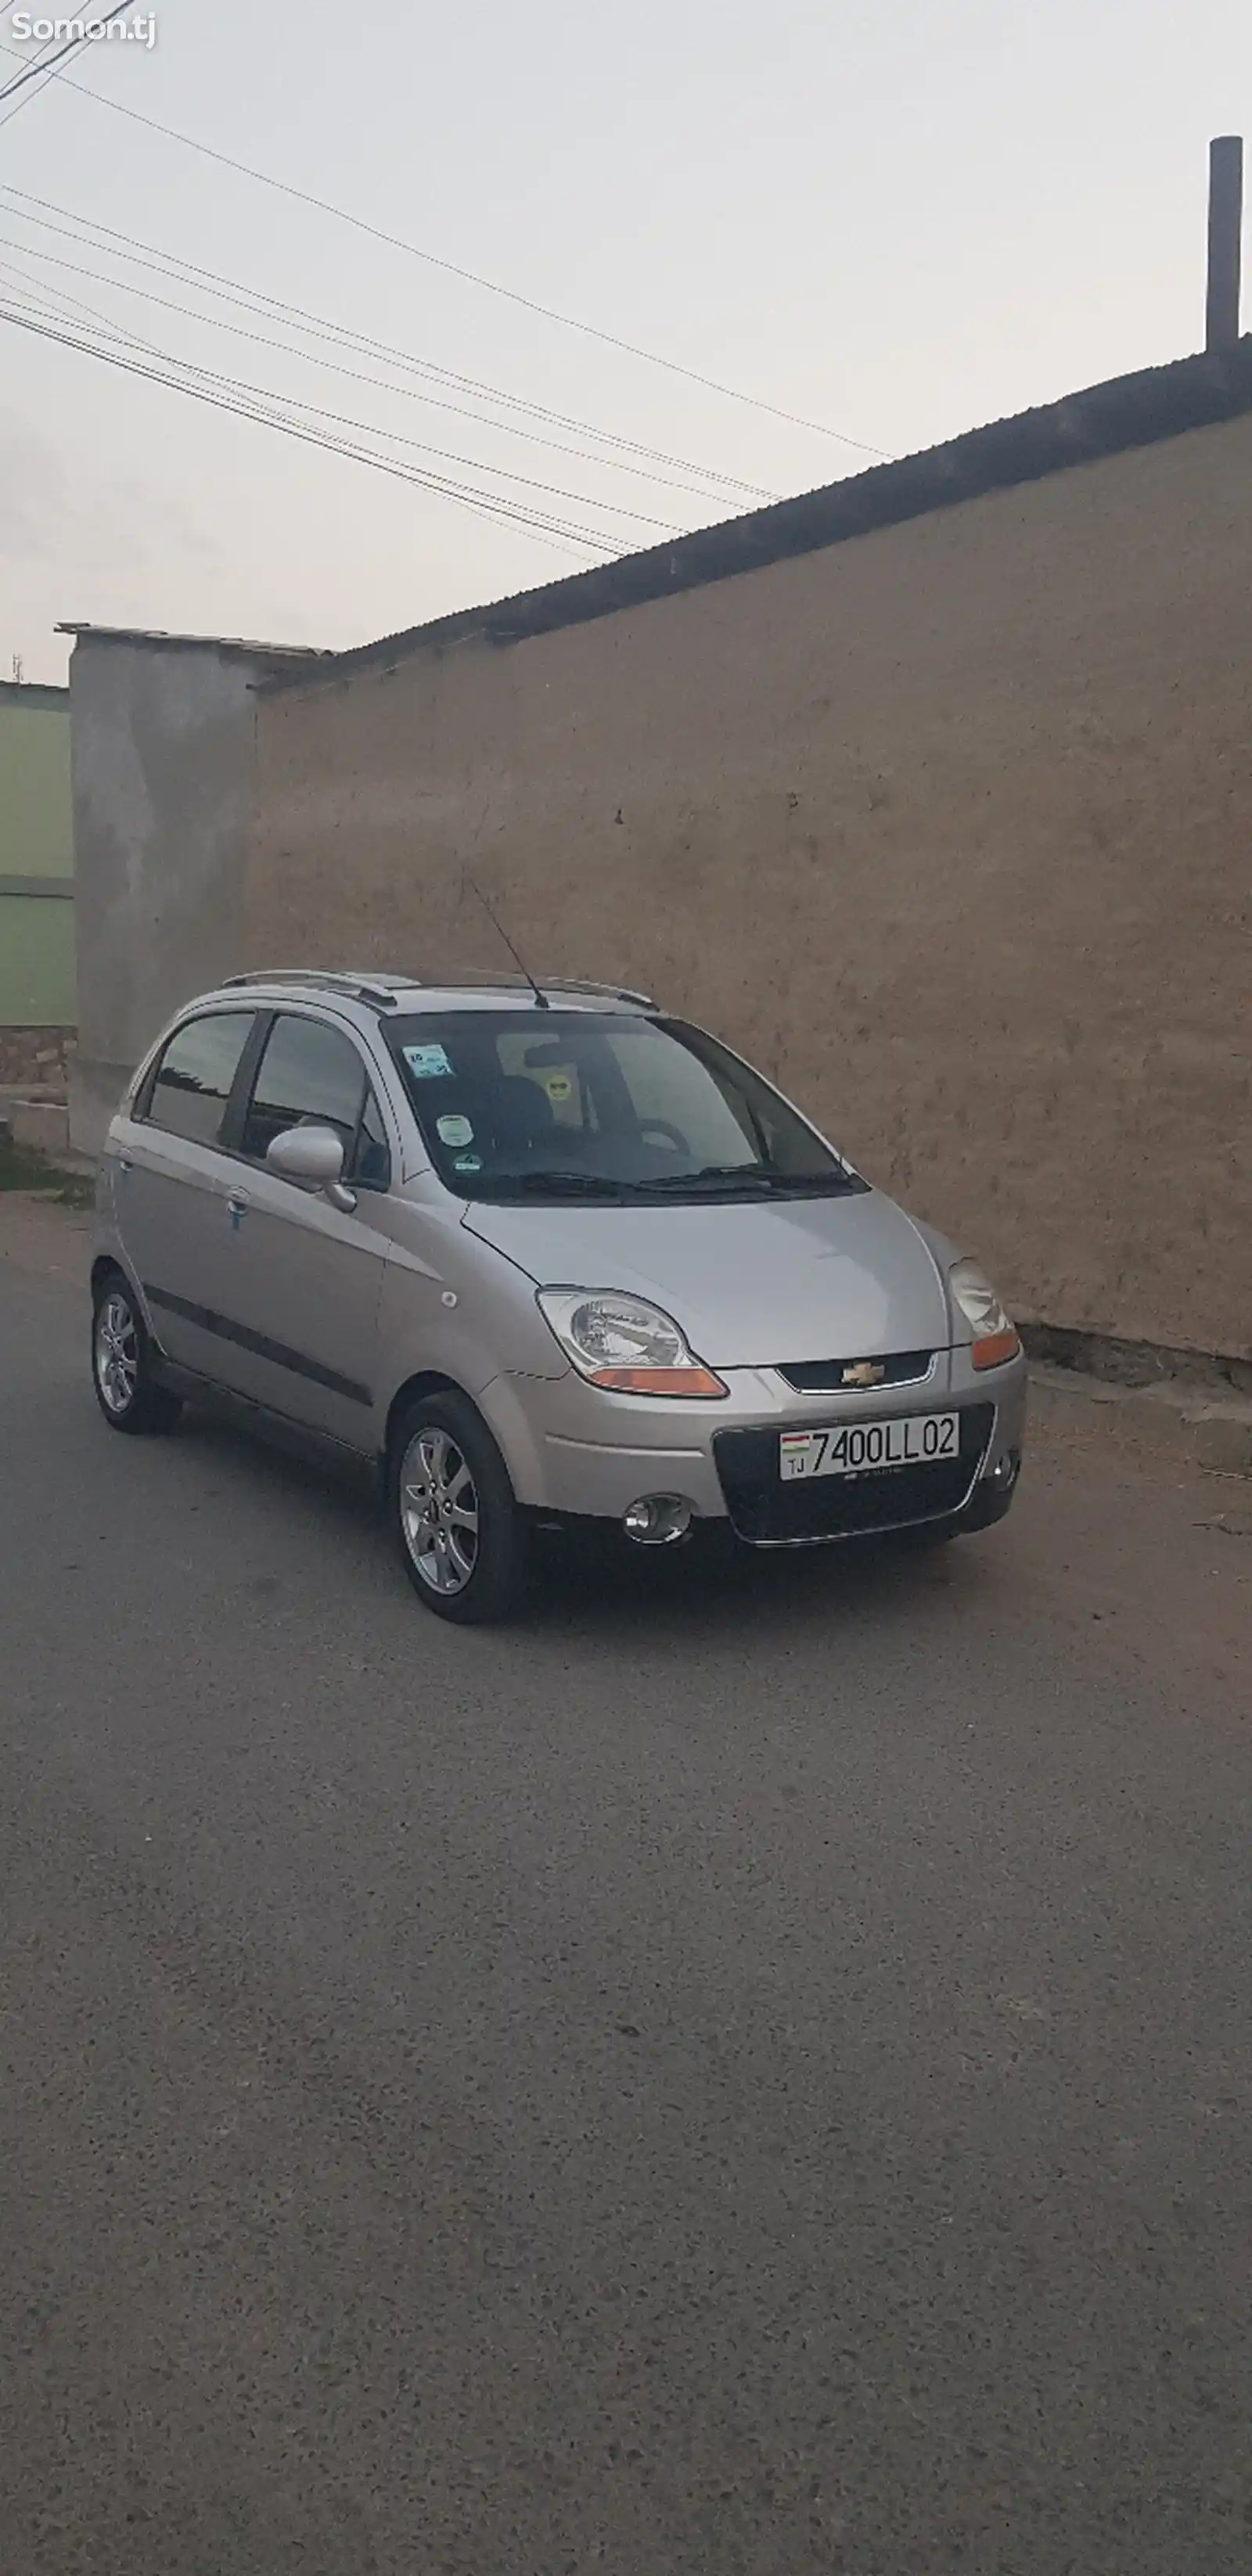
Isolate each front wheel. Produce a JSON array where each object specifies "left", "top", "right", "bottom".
[
  {"left": 389, "top": 1389, "right": 531, "bottom": 1625},
  {"left": 92, "top": 1271, "right": 182, "bottom": 1435}
]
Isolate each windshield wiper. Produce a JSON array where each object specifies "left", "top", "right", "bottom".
[
  {"left": 487, "top": 1165, "right": 862, "bottom": 1201},
  {"left": 500, "top": 1170, "right": 652, "bottom": 1198},
  {"left": 644, "top": 1164, "right": 859, "bottom": 1195},
  {"left": 757, "top": 1169, "right": 865, "bottom": 1195}
]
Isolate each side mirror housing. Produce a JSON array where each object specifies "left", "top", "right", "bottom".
[{"left": 265, "top": 1123, "right": 356, "bottom": 1211}]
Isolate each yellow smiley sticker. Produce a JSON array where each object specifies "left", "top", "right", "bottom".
[{"left": 544, "top": 1072, "right": 573, "bottom": 1104}]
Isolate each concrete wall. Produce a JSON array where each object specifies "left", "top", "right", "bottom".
[
  {"left": 0, "top": 681, "right": 75, "bottom": 1028},
  {"left": 246, "top": 411, "right": 1252, "bottom": 1363},
  {"left": 67, "top": 638, "right": 274, "bottom": 1151}
]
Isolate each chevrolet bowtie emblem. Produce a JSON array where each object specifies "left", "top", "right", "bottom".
[{"left": 841, "top": 1360, "right": 886, "bottom": 1388}]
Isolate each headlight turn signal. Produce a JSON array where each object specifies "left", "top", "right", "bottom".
[
  {"left": 948, "top": 1259, "right": 1021, "bottom": 1371},
  {"left": 587, "top": 1365, "right": 728, "bottom": 1397},
  {"left": 537, "top": 1288, "right": 729, "bottom": 1397}
]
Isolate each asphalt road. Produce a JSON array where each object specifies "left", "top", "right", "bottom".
[{"left": 3, "top": 1198, "right": 1250, "bottom": 2576}]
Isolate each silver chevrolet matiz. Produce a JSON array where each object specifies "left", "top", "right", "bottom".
[{"left": 91, "top": 968, "right": 1027, "bottom": 1622}]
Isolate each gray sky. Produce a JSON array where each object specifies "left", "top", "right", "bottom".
[{"left": 2, "top": 0, "right": 1249, "bottom": 683}]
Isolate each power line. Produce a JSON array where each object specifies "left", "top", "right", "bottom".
[
  {"left": 0, "top": 180, "right": 778, "bottom": 498},
  {"left": 0, "top": 52, "right": 70, "bottom": 129},
  {"left": 0, "top": 298, "right": 632, "bottom": 556},
  {"left": 0, "top": 189, "right": 778, "bottom": 504},
  {"left": 0, "top": 29, "right": 72, "bottom": 127},
  {"left": 0, "top": 250, "right": 685, "bottom": 531},
  {"left": 0, "top": 292, "right": 621, "bottom": 551},
  {"left": 0, "top": 37, "right": 887, "bottom": 458},
  {"left": 0, "top": 300, "right": 621, "bottom": 562},
  {"left": 0, "top": 253, "right": 677, "bottom": 525},
  {"left": 0, "top": 225, "right": 750, "bottom": 506},
  {"left": 0, "top": 1, "right": 135, "bottom": 110},
  {"left": 0, "top": 261, "right": 678, "bottom": 530}
]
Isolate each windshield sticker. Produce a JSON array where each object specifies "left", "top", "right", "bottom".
[
  {"left": 437, "top": 1112, "right": 474, "bottom": 1148},
  {"left": 544, "top": 1071, "right": 573, "bottom": 1103},
  {"left": 452, "top": 1151, "right": 482, "bottom": 1175},
  {"left": 403, "top": 1042, "right": 453, "bottom": 1080}
]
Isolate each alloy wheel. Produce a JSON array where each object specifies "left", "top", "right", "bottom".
[
  {"left": 399, "top": 1425, "right": 480, "bottom": 1596},
  {"left": 95, "top": 1290, "right": 139, "bottom": 1417}
]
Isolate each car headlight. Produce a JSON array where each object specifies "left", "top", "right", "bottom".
[
  {"left": 536, "top": 1288, "right": 728, "bottom": 1397},
  {"left": 948, "top": 1259, "right": 1020, "bottom": 1371}
]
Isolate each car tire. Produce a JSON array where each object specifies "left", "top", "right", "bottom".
[
  {"left": 389, "top": 1389, "right": 531, "bottom": 1626},
  {"left": 92, "top": 1269, "right": 183, "bottom": 1435}
]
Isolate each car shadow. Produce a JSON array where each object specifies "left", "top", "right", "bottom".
[
  {"left": 171, "top": 1393, "right": 988, "bottom": 1648},
  {"left": 526, "top": 1517, "right": 983, "bottom": 1647}
]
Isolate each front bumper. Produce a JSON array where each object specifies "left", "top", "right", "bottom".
[{"left": 480, "top": 1345, "right": 1028, "bottom": 1547}]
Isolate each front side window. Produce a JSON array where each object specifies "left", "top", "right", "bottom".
[
  {"left": 384, "top": 1009, "right": 863, "bottom": 1205},
  {"left": 143, "top": 1011, "right": 255, "bottom": 1148},
  {"left": 240, "top": 1014, "right": 390, "bottom": 1187}
]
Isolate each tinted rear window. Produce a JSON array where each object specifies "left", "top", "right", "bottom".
[{"left": 145, "top": 1011, "right": 254, "bottom": 1147}]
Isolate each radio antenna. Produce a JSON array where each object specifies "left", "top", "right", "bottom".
[{"left": 462, "top": 873, "right": 550, "bottom": 1009}]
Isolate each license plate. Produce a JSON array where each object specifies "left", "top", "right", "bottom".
[{"left": 779, "top": 1411, "right": 959, "bottom": 1480}]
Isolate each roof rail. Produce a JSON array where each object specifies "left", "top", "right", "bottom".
[
  {"left": 221, "top": 968, "right": 403, "bottom": 1009},
  {"left": 219, "top": 965, "right": 659, "bottom": 1011},
  {"left": 395, "top": 968, "right": 657, "bottom": 1007},
  {"left": 538, "top": 975, "right": 658, "bottom": 1008}
]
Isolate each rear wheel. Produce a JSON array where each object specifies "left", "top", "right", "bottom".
[
  {"left": 92, "top": 1270, "right": 182, "bottom": 1435},
  {"left": 389, "top": 1389, "right": 531, "bottom": 1625}
]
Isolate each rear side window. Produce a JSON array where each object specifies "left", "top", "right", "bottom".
[
  {"left": 143, "top": 1011, "right": 254, "bottom": 1147},
  {"left": 240, "top": 1013, "right": 390, "bottom": 1186}
]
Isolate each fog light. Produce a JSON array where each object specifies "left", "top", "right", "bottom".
[
  {"left": 623, "top": 1494, "right": 694, "bottom": 1546},
  {"left": 986, "top": 1449, "right": 1020, "bottom": 1489}
]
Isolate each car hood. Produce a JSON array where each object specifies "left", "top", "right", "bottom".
[{"left": 464, "top": 1189, "right": 952, "bottom": 1367}]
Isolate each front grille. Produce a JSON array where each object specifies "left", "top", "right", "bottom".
[
  {"left": 714, "top": 1403, "right": 995, "bottom": 1545},
  {"left": 778, "top": 1349, "right": 935, "bottom": 1395}
]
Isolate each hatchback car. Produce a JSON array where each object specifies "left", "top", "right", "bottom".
[{"left": 91, "top": 968, "right": 1026, "bottom": 1621}]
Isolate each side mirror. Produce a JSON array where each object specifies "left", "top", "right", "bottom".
[{"left": 265, "top": 1123, "right": 356, "bottom": 1212}]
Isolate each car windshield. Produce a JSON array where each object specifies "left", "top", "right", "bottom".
[{"left": 383, "top": 1010, "right": 865, "bottom": 1205}]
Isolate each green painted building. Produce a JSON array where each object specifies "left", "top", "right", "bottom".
[{"left": 0, "top": 677, "right": 75, "bottom": 1030}]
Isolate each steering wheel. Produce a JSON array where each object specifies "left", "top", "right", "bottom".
[{"left": 638, "top": 1119, "right": 689, "bottom": 1154}]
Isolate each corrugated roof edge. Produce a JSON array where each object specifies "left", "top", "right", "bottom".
[
  {"left": 0, "top": 679, "right": 70, "bottom": 706},
  {"left": 55, "top": 623, "right": 331, "bottom": 662},
  {"left": 257, "top": 337, "right": 1252, "bottom": 696}
]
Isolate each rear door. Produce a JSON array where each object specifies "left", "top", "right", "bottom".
[
  {"left": 203, "top": 1008, "right": 397, "bottom": 1450},
  {"left": 112, "top": 1008, "right": 261, "bottom": 1381}
]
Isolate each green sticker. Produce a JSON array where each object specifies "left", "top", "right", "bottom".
[{"left": 452, "top": 1151, "right": 483, "bottom": 1174}]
